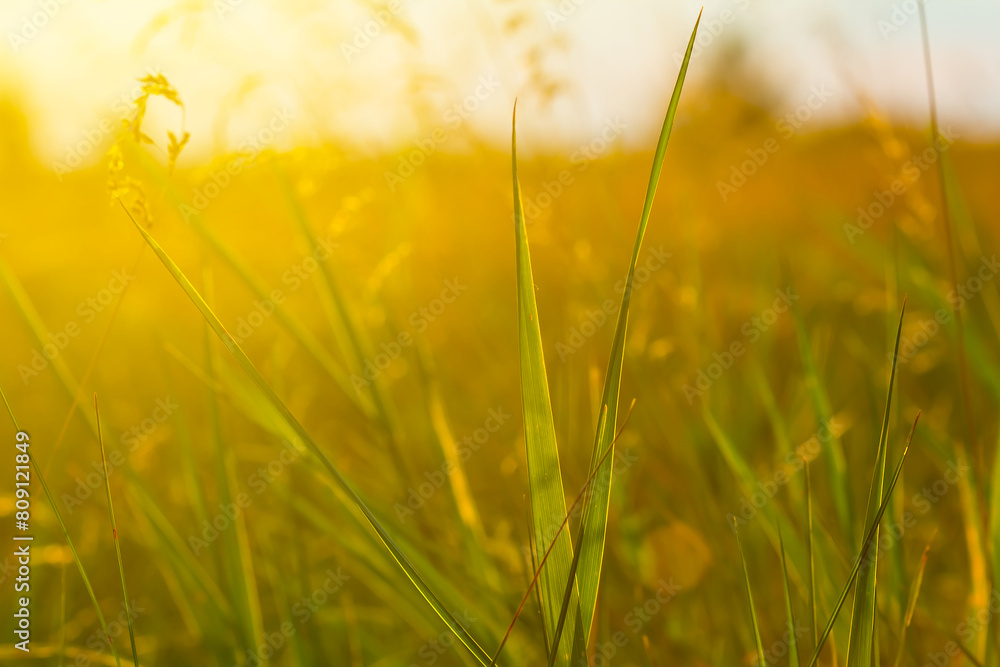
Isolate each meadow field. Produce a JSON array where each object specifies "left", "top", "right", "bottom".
[{"left": 0, "top": 2, "right": 999, "bottom": 666}]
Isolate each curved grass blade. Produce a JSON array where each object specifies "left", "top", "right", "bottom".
[
  {"left": 490, "top": 403, "right": 635, "bottom": 667},
  {"left": 0, "top": 260, "right": 99, "bottom": 436},
  {"left": 893, "top": 538, "right": 932, "bottom": 667},
  {"left": 511, "top": 103, "right": 578, "bottom": 667},
  {"left": 806, "top": 460, "right": 818, "bottom": 652},
  {"left": 577, "top": 9, "right": 702, "bottom": 642},
  {"left": 806, "top": 412, "right": 920, "bottom": 667},
  {"left": 786, "top": 271, "right": 853, "bottom": 546},
  {"left": 779, "top": 518, "right": 800, "bottom": 667},
  {"left": 846, "top": 298, "right": 907, "bottom": 667},
  {"left": 121, "top": 141, "right": 374, "bottom": 421},
  {"left": 734, "top": 519, "right": 765, "bottom": 665},
  {"left": 118, "top": 201, "right": 492, "bottom": 666},
  {"left": 0, "top": 387, "right": 122, "bottom": 667},
  {"left": 546, "top": 407, "right": 609, "bottom": 667},
  {"left": 273, "top": 162, "right": 408, "bottom": 479},
  {"left": 94, "top": 395, "right": 140, "bottom": 667}
]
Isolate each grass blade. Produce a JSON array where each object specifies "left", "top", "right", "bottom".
[
  {"left": 576, "top": 9, "right": 702, "bottom": 643},
  {"left": 807, "top": 412, "right": 920, "bottom": 667},
  {"left": 787, "top": 271, "right": 853, "bottom": 546},
  {"left": 94, "top": 396, "right": 140, "bottom": 667},
  {"left": 490, "top": 403, "right": 634, "bottom": 667},
  {"left": 118, "top": 201, "right": 492, "bottom": 666},
  {"left": 122, "top": 140, "right": 374, "bottom": 421},
  {"left": 734, "top": 520, "right": 765, "bottom": 666},
  {"left": 546, "top": 407, "right": 609, "bottom": 667},
  {"left": 846, "top": 298, "right": 907, "bottom": 667},
  {"left": 893, "top": 538, "right": 932, "bottom": 667},
  {"left": 0, "top": 387, "right": 122, "bottom": 667},
  {"left": 806, "top": 460, "right": 818, "bottom": 653},
  {"left": 779, "top": 518, "right": 800, "bottom": 667},
  {"left": 511, "top": 103, "right": 578, "bottom": 666}
]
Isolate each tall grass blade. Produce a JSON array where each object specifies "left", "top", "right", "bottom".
[
  {"left": 273, "top": 163, "right": 407, "bottom": 475},
  {"left": 94, "top": 396, "right": 140, "bottom": 667},
  {"left": 807, "top": 413, "right": 920, "bottom": 667},
  {"left": 787, "top": 272, "right": 853, "bottom": 546},
  {"left": 511, "top": 103, "right": 578, "bottom": 666},
  {"left": 846, "top": 298, "right": 907, "bottom": 667},
  {"left": 547, "top": 407, "right": 609, "bottom": 667},
  {"left": 576, "top": 10, "right": 702, "bottom": 642},
  {"left": 0, "top": 386, "right": 122, "bottom": 667},
  {"left": 0, "top": 260, "right": 99, "bottom": 435},
  {"left": 779, "top": 518, "right": 800, "bottom": 667},
  {"left": 122, "top": 141, "right": 374, "bottom": 421},
  {"left": 806, "top": 460, "right": 818, "bottom": 652},
  {"left": 734, "top": 520, "right": 765, "bottom": 665},
  {"left": 893, "top": 539, "right": 932, "bottom": 667},
  {"left": 490, "top": 404, "right": 634, "bottom": 667},
  {"left": 118, "top": 201, "right": 492, "bottom": 666}
]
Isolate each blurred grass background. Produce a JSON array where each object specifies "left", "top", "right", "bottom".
[{"left": 0, "top": 1, "right": 999, "bottom": 665}]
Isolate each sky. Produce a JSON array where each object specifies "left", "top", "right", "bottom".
[{"left": 1, "top": 0, "right": 998, "bottom": 170}]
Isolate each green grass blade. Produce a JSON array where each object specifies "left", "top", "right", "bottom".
[
  {"left": 734, "top": 520, "right": 765, "bottom": 665},
  {"left": 124, "top": 474, "right": 236, "bottom": 623},
  {"left": 273, "top": 164, "right": 411, "bottom": 486},
  {"left": 0, "top": 259, "right": 99, "bottom": 435},
  {"left": 807, "top": 413, "right": 919, "bottom": 667},
  {"left": 806, "top": 460, "right": 818, "bottom": 652},
  {"left": 94, "top": 396, "right": 140, "bottom": 667},
  {"left": 0, "top": 387, "right": 122, "bottom": 667},
  {"left": 846, "top": 299, "right": 907, "bottom": 667},
  {"left": 893, "top": 539, "right": 932, "bottom": 667},
  {"left": 202, "top": 266, "right": 266, "bottom": 658},
  {"left": 786, "top": 274, "right": 853, "bottom": 546},
  {"left": 547, "top": 407, "right": 609, "bottom": 667},
  {"left": 121, "top": 141, "right": 374, "bottom": 421},
  {"left": 511, "top": 104, "right": 578, "bottom": 666},
  {"left": 577, "top": 9, "right": 702, "bottom": 642},
  {"left": 490, "top": 404, "right": 634, "bottom": 667},
  {"left": 118, "top": 201, "right": 492, "bottom": 666},
  {"left": 779, "top": 519, "right": 800, "bottom": 667}
]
